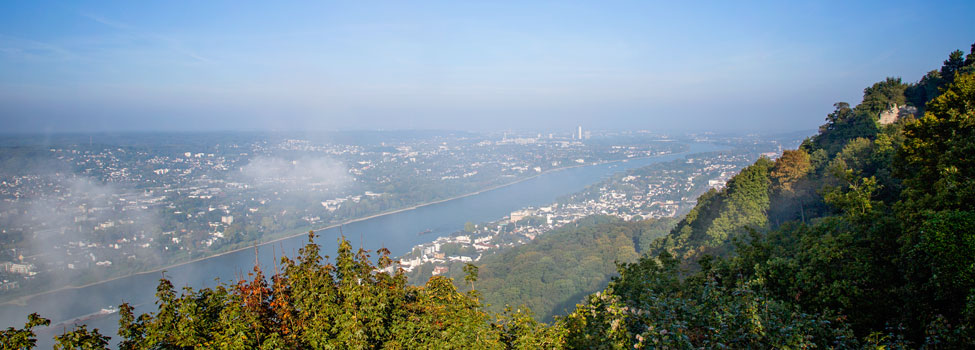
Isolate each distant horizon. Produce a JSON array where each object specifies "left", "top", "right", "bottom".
[
  {"left": 0, "top": 126, "right": 818, "bottom": 138},
  {"left": 3, "top": 1, "right": 973, "bottom": 133}
]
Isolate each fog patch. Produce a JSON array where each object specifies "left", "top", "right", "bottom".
[
  {"left": 238, "top": 156, "right": 352, "bottom": 193},
  {"left": 11, "top": 176, "right": 164, "bottom": 278}
]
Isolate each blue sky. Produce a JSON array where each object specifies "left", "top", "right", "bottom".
[{"left": 1, "top": 1, "right": 973, "bottom": 134}]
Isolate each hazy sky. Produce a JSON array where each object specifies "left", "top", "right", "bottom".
[{"left": 1, "top": 1, "right": 973, "bottom": 134}]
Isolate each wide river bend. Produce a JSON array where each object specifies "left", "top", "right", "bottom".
[{"left": 1, "top": 142, "right": 724, "bottom": 345}]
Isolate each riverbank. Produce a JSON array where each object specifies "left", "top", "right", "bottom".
[{"left": 1, "top": 148, "right": 693, "bottom": 306}]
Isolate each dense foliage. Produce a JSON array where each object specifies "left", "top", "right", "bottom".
[
  {"left": 561, "top": 42, "right": 975, "bottom": 348},
  {"left": 649, "top": 157, "right": 773, "bottom": 262},
  {"left": 5, "top": 232, "right": 565, "bottom": 349},
  {"left": 449, "top": 216, "right": 675, "bottom": 321}
]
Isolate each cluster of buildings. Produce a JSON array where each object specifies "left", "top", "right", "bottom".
[
  {"left": 0, "top": 261, "right": 35, "bottom": 291},
  {"left": 0, "top": 131, "right": 683, "bottom": 295},
  {"left": 397, "top": 150, "right": 763, "bottom": 278}
]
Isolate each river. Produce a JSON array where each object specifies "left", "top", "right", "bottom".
[{"left": 1, "top": 142, "right": 723, "bottom": 345}]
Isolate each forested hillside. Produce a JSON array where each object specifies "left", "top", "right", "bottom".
[
  {"left": 649, "top": 157, "right": 774, "bottom": 262},
  {"left": 4, "top": 43, "right": 975, "bottom": 349},
  {"left": 562, "top": 42, "right": 975, "bottom": 348},
  {"left": 446, "top": 216, "right": 676, "bottom": 321}
]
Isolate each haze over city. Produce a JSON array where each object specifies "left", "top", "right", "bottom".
[{"left": 2, "top": 0, "right": 973, "bottom": 134}]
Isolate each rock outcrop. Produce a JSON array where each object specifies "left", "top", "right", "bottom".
[{"left": 879, "top": 104, "right": 918, "bottom": 125}]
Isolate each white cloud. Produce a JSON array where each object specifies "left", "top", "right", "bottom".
[{"left": 238, "top": 156, "right": 351, "bottom": 192}]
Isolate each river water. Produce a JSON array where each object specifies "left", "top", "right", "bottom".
[{"left": 1, "top": 142, "right": 722, "bottom": 345}]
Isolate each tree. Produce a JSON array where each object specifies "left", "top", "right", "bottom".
[
  {"left": 904, "top": 211, "right": 975, "bottom": 324},
  {"left": 53, "top": 325, "right": 111, "bottom": 350},
  {"left": 464, "top": 263, "right": 479, "bottom": 292},
  {"left": 823, "top": 102, "right": 853, "bottom": 130},
  {"left": 898, "top": 72, "right": 975, "bottom": 213},
  {"left": 941, "top": 50, "right": 967, "bottom": 83},
  {"left": 1, "top": 313, "right": 50, "bottom": 350},
  {"left": 562, "top": 251, "right": 858, "bottom": 349},
  {"left": 494, "top": 307, "right": 566, "bottom": 350},
  {"left": 905, "top": 70, "right": 945, "bottom": 110},
  {"left": 102, "top": 232, "right": 563, "bottom": 349},
  {"left": 859, "top": 77, "right": 907, "bottom": 115},
  {"left": 770, "top": 149, "right": 811, "bottom": 193}
]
